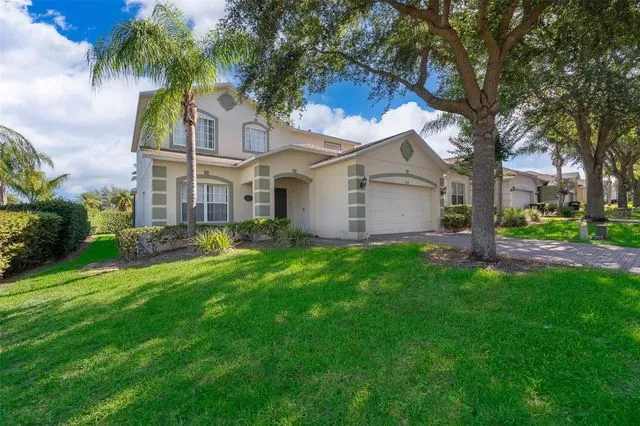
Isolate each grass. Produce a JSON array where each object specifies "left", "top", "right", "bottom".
[
  {"left": 1, "top": 236, "right": 639, "bottom": 424},
  {"left": 497, "top": 219, "right": 640, "bottom": 248}
]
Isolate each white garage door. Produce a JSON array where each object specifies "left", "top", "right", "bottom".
[
  {"left": 511, "top": 189, "right": 533, "bottom": 208},
  {"left": 367, "top": 182, "right": 433, "bottom": 234}
]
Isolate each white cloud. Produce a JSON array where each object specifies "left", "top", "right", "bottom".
[
  {"left": 292, "top": 102, "right": 459, "bottom": 158},
  {"left": 0, "top": 0, "right": 154, "bottom": 197},
  {"left": 125, "top": 0, "right": 226, "bottom": 35}
]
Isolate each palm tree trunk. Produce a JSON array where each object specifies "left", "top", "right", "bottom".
[
  {"left": 0, "top": 181, "right": 7, "bottom": 206},
  {"left": 183, "top": 90, "right": 198, "bottom": 238},
  {"left": 495, "top": 161, "right": 504, "bottom": 225}
]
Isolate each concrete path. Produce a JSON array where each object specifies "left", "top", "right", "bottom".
[{"left": 312, "top": 232, "right": 640, "bottom": 274}]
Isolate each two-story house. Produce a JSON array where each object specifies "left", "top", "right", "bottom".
[{"left": 132, "top": 84, "right": 449, "bottom": 240}]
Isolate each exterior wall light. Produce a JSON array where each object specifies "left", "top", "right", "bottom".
[
  {"left": 440, "top": 186, "right": 447, "bottom": 195},
  {"left": 360, "top": 177, "right": 368, "bottom": 188}
]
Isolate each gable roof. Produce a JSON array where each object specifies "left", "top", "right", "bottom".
[
  {"left": 310, "top": 130, "right": 450, "bottom": 170},
  {"left": 130, "top": 83, "right": 360, "bottom": 152}
]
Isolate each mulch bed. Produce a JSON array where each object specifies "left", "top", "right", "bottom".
[{"left": 424, "top": 246, "right": 564, "bottom": 273}]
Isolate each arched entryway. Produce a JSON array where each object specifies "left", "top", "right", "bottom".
[{"left": 273, "top": 173, "right": 311, "bottom": 230}]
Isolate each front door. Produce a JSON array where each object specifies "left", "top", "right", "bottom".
[{"left": 274, "top": 188, "right": 287, "bottom": 219}]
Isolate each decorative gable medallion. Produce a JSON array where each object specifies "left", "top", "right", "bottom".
[
  {"left": 400, "top": 140, "right": 414, "bottom": 161},
  {"left": 217, "top": 93, "right": 237, "bottom": 111}
]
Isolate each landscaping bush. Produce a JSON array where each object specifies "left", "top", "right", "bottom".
[
  {"left": 524, "top": 208, "right": 541, "bottom": 222},
  {"left": 502, "top": 208, "right": 527, "bottom": 227},
  {"left": 90, "top": 210, "right": 132, "bottom": 234},
  {"left": 444, "top": 213, "right": 469, "bottom": 231},
  {"left": 2, "top": 200, "right": 90, "bottom": 256},
  {"left": 0, "top": 211, "right": 62, "bottom": 278},
  {"left": 444, "top": 204, "right": 472, "bottom": 217},
  {"left": 275, "top": 226, "right": 311, "bottom": 247},
  {"left": 116, "top": 226, "right": 166, "bottom": 261},
  {"left": 560, "top": 207, "right": 576, "bottom": 218},
  {"left": 191, "top": 228, "right": 236, "bottom": 255},
  {"left": 546, "top": 205, "right": 557, "bottom": 216}
]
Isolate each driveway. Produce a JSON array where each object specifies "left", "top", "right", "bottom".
[{"left": 313, "top": 232, "right": 640, "bottom": 274}]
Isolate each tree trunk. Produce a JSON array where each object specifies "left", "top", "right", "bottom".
[
  {"left": 0, "top": 181, "right": 7, "bottom": 206},
  {"left": 495, "top": 161, "right": 503, "bottom": 225},
  {"left": 470, "top": 117, "right": 497, "bottom": 261},
  {"left": 555, "top": 161, "right": 564, "bottom": 210},
  {"left": 633, "top": 178, "right": 640, "bottom": 207},
  {"left": 583, "top": 161, "right": 606, "bottom": 221},
  {"left": 617, "top": 178, "right": 628, "bottom": 208},
  {"left": 183, "top": 90, "right": 198, "bottom": 238}
]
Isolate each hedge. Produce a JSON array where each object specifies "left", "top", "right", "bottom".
[
  {"left": 1, "top": 200, "right": 90, "bottom": 256},
  {"left": 444, "top": 204, "right": 471, "bottom": 231},
  {"left": 0, "top": 211, "right": 62, "bottom": 278},
  {"left": 117, "top": 218, "right": 292, "bottom": 261},
  {"left": 90, "top": 210, "right": 132, "bottom": 234}
]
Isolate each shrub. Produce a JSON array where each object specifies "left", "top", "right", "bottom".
[
  {"left": 2, "top": 200, "right": 90, "bottom": 256},
  {"left": 444, "top": 213, "right": 469, "bottom": 231},
  {"left": 90, "top": 210, "right": 132, "bottom": 234},
  {"left": 191, "top": 228, "right": 236, "bottom": 255},
  {"left": 502, "top": 208, "right": 527, "bottom": 227},
  {"left": 560, "top": 207, "right": 576, "bottom": 218},
  {"left": 275, "top": 227, "right": 311, "bottom": 247},
  {"left": 0, "top": 211, "right": 62, "bottom": 278},
  {"left": 524, "top": 208, "right": 541, "bottom": 222},
  {"left": 116, "top": 226, "right": 166, "bottom": 261},
  {"left": 444, "top": 204, "right": 472, "bottom": 217},
  {"left": 546, "top": 205, "right": 557, "bottom": 216}
]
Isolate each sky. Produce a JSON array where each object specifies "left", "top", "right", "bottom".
[{"left": 0, "top": 0, "right": 573, "bottom": 198}]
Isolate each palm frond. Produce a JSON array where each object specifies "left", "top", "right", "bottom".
[
  {"left": 140, "top": 88, "right": 183, "bottom": 149},
  {"left": 88, "top": 19, "right": 179, "bottom": 89},
  {"left": 421, "top": 112, "right": 460, "bottom": 136},
  {"left": 0, "top": 125, "right": 42, "bottom": 168}
]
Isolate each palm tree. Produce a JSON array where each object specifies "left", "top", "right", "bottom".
[
  {"left": 0, "top": 125, "right": 52, "bottom": 205},
  {"left": 88, "top": 2, "right": 249, "bottom": 237},
  {"left": 8, "top": 170, "right": 69, "bottom": 203},
  {"left": 79, "top": 191, "right": 102, "bottom": 211},
  {"left": 110, "top": 189, "right": 133, "bottom": 212}
]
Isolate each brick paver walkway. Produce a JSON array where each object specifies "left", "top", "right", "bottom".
[{"left": 312, "top": 232, "right": 640, "bottom": 274}]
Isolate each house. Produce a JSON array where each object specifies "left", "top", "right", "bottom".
[
  {"left": 443, "top": 160, "right": 544, "bottom": 209},
  {"left": 527, "top": 171, "right": 586, "bottom": 205},
  {"left": 132, "top": 84, "right": 449, "bottom": 240}
]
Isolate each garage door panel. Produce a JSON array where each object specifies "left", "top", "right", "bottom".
[
  {"left": 512, "top": 190, "right": 533, "bottom": 209},
  {"left": 367, "top": 182, "right": 433, "bottom": 234}
]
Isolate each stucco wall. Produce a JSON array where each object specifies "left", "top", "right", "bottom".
[
  {"left": 313, "top": 160, "right": 352, "bottom": 239},
  {"left": 148, "top": 88, "right": 357, "bottom": 159},
  {"left": 444, "top": 171, "right": 472, "bottom": 206},
  {"left": 135, "top": 150, "right": 153, "bottom": 226}
]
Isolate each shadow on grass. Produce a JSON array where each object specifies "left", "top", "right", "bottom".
[{"left": 1, "top": 244, "right": 639, "bottom": 424}]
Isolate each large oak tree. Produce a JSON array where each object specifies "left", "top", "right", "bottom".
[{"left": 223, "top": 0, "right": 553, "bottom": 261}]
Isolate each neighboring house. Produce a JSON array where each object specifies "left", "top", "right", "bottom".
[
  {"left": 443, "top": 159, "right": 543, "bottom": 210},
  {"left": 528, "top": 171, "right": 586, "bottom": 205},
  {"left": 132, "top": 84, "right": 449, "bottom": 239}
]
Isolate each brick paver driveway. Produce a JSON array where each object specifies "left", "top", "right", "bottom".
[{"left": 314, "top": 232, "right": 640, "bottom": 274}]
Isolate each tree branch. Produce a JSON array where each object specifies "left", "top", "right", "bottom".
[
  {"left": 381, "top": 0, "right": 482, "bottom": 105},
  {"left": 500, "top": 0, "right": 553, "bottom": 60},
  {"left": 318, "top": 48, "right": 470, "bottom": 116}
]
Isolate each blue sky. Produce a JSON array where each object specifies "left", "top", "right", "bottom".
[
  {"left": 28, "top": 0, "right": 428, "bottom": 118},
  {"left": 0, "top": 0, "right": 566, "bottom": 195}
]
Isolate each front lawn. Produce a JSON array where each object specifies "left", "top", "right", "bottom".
[
  {"left": 1, "top": 236, "right": 639, "bottom": 423},
  {"left": 497, "top": 219, "right": 640, "bottom": 248}
]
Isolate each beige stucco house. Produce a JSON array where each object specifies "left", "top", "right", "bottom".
[{"left": 132, "top": 84, "right": 449, "bottom": 240}]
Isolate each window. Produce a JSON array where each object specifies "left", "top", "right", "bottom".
[
  {"left": 451, "top": 182, "right": 465, "bottom": 205},
  {"left": 324, "top": 141, "right": 342, "bottom": 151},
  {"left": 181, "top": 182, "right": 228, "bottom": 223},
  {"left": 244, "top": 126, "right": 267, "bottom": 152},
  {"left": 173, "top": 117, "right": 216, "bottom": 150}
]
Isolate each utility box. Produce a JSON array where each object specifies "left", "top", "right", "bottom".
[
  {"left": 595, "top": 223, "right": 608, "bottom": 240},
  {"left": 579, "top": 222, "right": 589, "bottom": 240}
]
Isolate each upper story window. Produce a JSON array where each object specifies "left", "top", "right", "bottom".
[
  {"left": 451, "top": 182, "right": 465, "bottom": 205},
  {"left": 173, "top": 117, "right": 216, "bottom": 150},
  {"left": 324, "top": 141, "right": 342, "bottom": 151},
  {"left": 244, "top": 123, "right": 268, "bottom": 153}
]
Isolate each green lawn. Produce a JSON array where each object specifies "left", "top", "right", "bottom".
[
  {"left": 497, "top": 219, "right": 640, "bottom": 248},
  {"left": 1, "top": 236, "right": 639, "bottom": 424}
]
